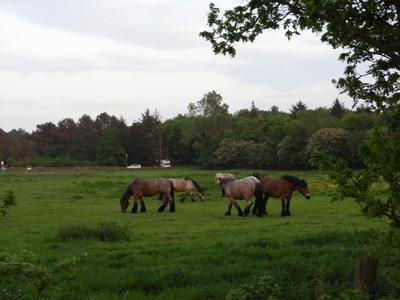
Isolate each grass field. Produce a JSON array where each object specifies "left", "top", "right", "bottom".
[{"left": 0, "top": 167, "right": 397, "bottom": 299}]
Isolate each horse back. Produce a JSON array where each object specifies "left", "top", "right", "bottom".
[
  {"left": 170, "top": 178, "right": 191, "bottom": 192},
  {"left": 225, "top": 178, "right": 256, "bottom": 200},
  {"left": 133, "top": 178, "right": 171, "bottom": 197},
  {"left": 263, "top": 177, "right": 291, "bottom": 198},
  {"left": 223, "top": 181, "right": 244, "bottom": 199}
]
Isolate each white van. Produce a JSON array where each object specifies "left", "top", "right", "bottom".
[{"left": 160, "top": 159, "right": 171, "bottom": 168}]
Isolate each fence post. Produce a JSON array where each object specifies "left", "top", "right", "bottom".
[{"left": 354, "top": 252, "right": 378, "bottom": 299}]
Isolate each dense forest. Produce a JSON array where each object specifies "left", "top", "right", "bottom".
[{"left": 0, "top": 90, "right": 379, "bottom": 170}]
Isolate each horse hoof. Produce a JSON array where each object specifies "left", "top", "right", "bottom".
[{"left": 225, "top": 212, "right": 231, "bottom": 216}]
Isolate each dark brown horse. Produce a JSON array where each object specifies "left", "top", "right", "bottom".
[
  {"left": 120, "top": 178, "right": 175, "bottom": 213},
  {"left": 219, "top": 176, "right": 264, "bottom": 217},
  {"left": 252, "top": 173, "right": 311, "bottom": 217},
  {"left": 170, "top": 178, "right": 205, "bottom": 202}
]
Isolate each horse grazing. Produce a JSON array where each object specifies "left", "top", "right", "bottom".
[
  {"left": 219, "top": 176, "right": 264, "bottom": 217},
  {"left": 214, "top": 172, "right": 235, "bottom": 184},
  {"left": 120, "top": 178, "right": 175, "bottom": 213},
  {"left": 170, "top": 178, "right": 205, "bottom": 202},
  {"left": 252, "top": 173, "right": 311, "bottom": 217}
]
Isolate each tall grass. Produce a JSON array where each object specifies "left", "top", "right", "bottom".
[{"left": 0, "top": 168, "right": 396, "bottom": 299}]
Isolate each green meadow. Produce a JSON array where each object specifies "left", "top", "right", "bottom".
[{"left": 0, "top": 168, "right": 397, "bottom": 299}]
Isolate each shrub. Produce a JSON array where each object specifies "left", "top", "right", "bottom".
[
  {"left": 1, "top": 189, "right": 16, "bottom": 219},
  {"left": 57, "top": 222, "right": 131, "bottom": 242},
  {"left": 225, "top": 274, "right": 282, "bottom": 300},
  {"left": 0, "top": 250, "right": 79, "bottom": 299}
]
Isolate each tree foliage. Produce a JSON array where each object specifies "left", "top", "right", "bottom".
[
  {"left": 200, "top": 0, "right": 400, "bottom": 226},
  {"left": 199, "top": 0, "right": 400, "bottom": 112},
  {"left": 312, "top": 122, "right": 400, "bottom": 227},
  {"left": 307, "top": 128, "right": 350, "bottom": 160},
  {"left": 95, "top": 127, "right": 125, "bottom": 166},
  {"left": 330, "top": 98, "right": 346, "bottom": 118},
  {"left": 290, "top": 100, "right": 307, "bottom": 118}
]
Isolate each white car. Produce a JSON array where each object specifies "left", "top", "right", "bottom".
[{"left": 127, "top": 164, "right": 141, "bottom": 169}]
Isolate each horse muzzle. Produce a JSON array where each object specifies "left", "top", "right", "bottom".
[{"left": 305, "top": 194, "right": 311, "bottom": 200}]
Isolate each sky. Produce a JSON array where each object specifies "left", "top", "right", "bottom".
[{"left": 0, "top": 0, "right": 353, "bottom": 133}]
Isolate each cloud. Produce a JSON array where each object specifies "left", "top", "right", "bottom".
[{"left": 0, "top": 1, "right": 352, "bottom": 133}]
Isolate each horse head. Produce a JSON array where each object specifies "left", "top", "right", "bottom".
[
  {"left": 120, "top": 181, "right": 133, "bottom": 212},
  {"left": 298, "top": 179, "right": 311, "bottom": 199},
  {"left": 252, "top": 172, "right": 263, "bottom": 179},
  {"left": 120, "top": 196, "right": 129, "bottom": 213}
]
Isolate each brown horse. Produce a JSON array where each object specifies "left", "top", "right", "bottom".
[
  {"left": 170, "top": 178, "right": 205, "bottom": 202},
  {"left": 219, "top": 176, "right": 264, "bottom": 217},
  {"left": 252, "top": 173, "right": 311, "bottom": 216},
  {"left": 120, "top": 178, "right": 175, "bottom": 213}
]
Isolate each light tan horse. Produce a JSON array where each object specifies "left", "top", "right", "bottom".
[
  {"left": 219, "top": 176, "right": 263, "bottom": 217},
  {"left": 170, "top": 178, "right": 205, "bottom": 202},
  {"left": 214, "top": 172, "right": 235, "bottom": 184}
]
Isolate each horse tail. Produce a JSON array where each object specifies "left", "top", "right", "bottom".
[{"left": 254, "top": 181, "right": 264, "bottom": 215}]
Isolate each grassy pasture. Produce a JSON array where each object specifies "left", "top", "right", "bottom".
[{"left": 0, "top": 167, "right": 395, "bottom": 299}]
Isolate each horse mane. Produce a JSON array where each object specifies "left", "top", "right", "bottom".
[
  {"left": 121, "top": 180, "right": 135, "bottom": 200},
  {"left": 252, "top": 172, "right": 263, "bottom": 179},
  {"left": 281, "top": 175, "right": 307, "bottom": 187},
  {"left": 184, "top": 177, "right": 204, "bottom": 193},
  {"left": 220, "top": 176, "right": 235, "bottom": 185}
]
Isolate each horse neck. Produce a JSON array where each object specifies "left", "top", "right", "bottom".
[
  {"left": 122, "top": 182, "right": 134, "bottom": 200},
  {"left": 191, "top": 180, "right": 203, "bottom": 193},
  {"left": 287, "top": 182, "right": 300, "bottom": 193}
]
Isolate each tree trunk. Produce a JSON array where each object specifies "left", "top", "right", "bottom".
[{"left": 354, "top": 252, "right": 378, "bottom": 299}]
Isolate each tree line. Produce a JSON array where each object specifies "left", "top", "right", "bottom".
[{"left": 0, "top": 91, "right": 379, "bottom": 170}]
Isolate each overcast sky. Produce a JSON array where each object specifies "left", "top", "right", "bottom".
[{"left": 0, "top": 0, "right": 352, "bottom": 133}]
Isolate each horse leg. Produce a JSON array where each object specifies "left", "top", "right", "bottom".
[
  {"left": 233, "top": 200, "right": 243, "bottom": 217},
  {"left": 286, "top": 198, "right": 291, "bottom": 216},
  {"left": 264, "top": 195, "right": 269, "bottom": 215},
  {"left": 169, "top": 196, "right": 175, "bottom": 212},
  {"left": 225, "top": 202, "right": 232, "bottom": 215},
  {"left": 158, "top": 196, "right": 168, "bottom": 212},
  {"left": 181, "top": 193, "right": 186, "bottom": 203},
  {"left": 131, "top": 197, "right": 139, "bottom": 213},
  {"left": 281, "top": 198, "right": 288, "bottom": 216},
  {"left": 243, "top": 199, "right": 253, "bottom": 217},
  {"left": 252, "top": 204, "right": 257, "bottom": 215},
  {"left": 254, "top": 194, "right": 267, "bottom": 215},
  {"left": 139, "top": 197, "right": 146, "bottom": 212},
  {"left": 158, "top": 201, "right": 167, "bottom": 212},
  {"left": 190, "top": 191, "right": 195, "bottom": 202},
  {"left": 249, "top": 200, "right": 260, "bottom": 216}
]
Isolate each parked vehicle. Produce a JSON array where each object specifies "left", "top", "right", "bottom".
[
  {"left": 127, "top": 164, "right": 141, "bottom": 169},
  {"left": 160, "top": 159, "right": 171, "bottom": 168}
]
